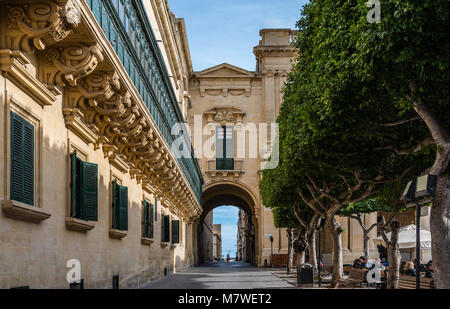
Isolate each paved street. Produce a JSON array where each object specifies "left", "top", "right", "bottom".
[{"left": 141, "top": 261, "right": 298, "bottom": 289}]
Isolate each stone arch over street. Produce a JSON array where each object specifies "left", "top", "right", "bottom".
[{"left": 194, "top": 181, "right": 260, "bottom": 266}]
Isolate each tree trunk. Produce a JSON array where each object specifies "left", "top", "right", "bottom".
[
  {"left": 287, "top": 229, "right": 292, "bottom": 275},
  {"left": 430, "top": 176, "right": 450, "bottom": 289},
  {"left": 299, "top": 250, "right": 306, "bottom": 264},
  {"left": 364, "top": 231, "right": 370, "bottom": 258},
  {"left": 386, "top": 221, "right": 401, "bottom": 289},
  {"left": 308, "top": 229, "right": 318, "bottom": 276},
  {"left": 328, "top": 214, "right": 343, "bottom": 288}
]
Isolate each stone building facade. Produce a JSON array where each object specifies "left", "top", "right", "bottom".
[{"left": 212, "top": 224, "right": 222, "bottom": 260}]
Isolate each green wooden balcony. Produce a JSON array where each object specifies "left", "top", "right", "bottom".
[{"left": 85, "top": 0, "right": 203, "bottom": 203}]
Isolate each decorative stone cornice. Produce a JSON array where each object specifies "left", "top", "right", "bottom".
[
  {"left": 204, "top": 108, "right": 246, "bottom": 124},
  {"left": 253, "top": 45, "right": 298, "bottom": 59}
]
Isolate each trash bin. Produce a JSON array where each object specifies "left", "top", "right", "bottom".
[{"left": 297, "top": 264, "right": 314, "bottom": 287}]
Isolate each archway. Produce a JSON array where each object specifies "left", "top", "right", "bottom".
[{"left": 194, "top": 182, "right": 259, "bottom": 266}]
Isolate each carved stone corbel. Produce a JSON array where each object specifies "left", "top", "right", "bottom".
[
  {"left": 5, "top": 0, "right": 79, "bottom": 53},
  {"left": 43, "top": 43, "right": 103, "bottom": 87}
]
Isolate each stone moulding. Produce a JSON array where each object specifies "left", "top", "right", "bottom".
[
  {"left": 204, "top": 107, "right": 246, "bottom": 124},
  {"left": 0, "top": 49, "right": 56, "bottom": 106},
  {"left": 109, "top": 229, "right": 127, "bottom": 240},
  {"left": 141, "top": 237, "right": 154, "bottom": 246},
  {"left": 65, "top": 217, "right": 95, "bottom": 233},
  {"left": 160, "top": 242, "right": 169, "bottom": 248},
  {"left": 1, "top": 200, "right": 51, "bottom": 223},
  {"left": 206, "top": 170, "right": 245, "bottom": 180}
]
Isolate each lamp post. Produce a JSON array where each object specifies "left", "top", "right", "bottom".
[
  {"left": 401, "top": 174, "right": 437, "bottom": 289},
  {"left": 270, "top": 236, "right": 274, "bottom": 268}
]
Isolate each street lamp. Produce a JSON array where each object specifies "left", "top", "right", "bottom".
[
  {"left": 315, "top": 217, "right": 326, "bottom": 287},
  {"left": 401, "top": 174, "right": 437, "bottom": 289}
]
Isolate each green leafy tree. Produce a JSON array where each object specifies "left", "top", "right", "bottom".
[
  {"left": 260, "top": 163, "right": 321, "bottom": 274},
  {"left": 279, "top": 0, "right": 442, "bottom": 286},
  {"left": 272, "top": 206, "right": 303, "bottom": 274},
  {"left": 349, "top": 0, "right": 450, "bottom": 288}
]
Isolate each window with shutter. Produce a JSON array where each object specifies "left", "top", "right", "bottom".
[
  {"left": 162, "top": 215, "right": 170, "bottom": 243},
  {"left": 143, "top": 200, "right": 149, "bottom": 238},
  {"left": 119, "top": 186, "right": 128, "bottom": 230},
  {"left": 154, "top": 197, "right": 158, "bottom": 222},
  {"left": 70, "top": 152, "right": 98, "bottom": 221},
  {"left": 172, "top": 220, "right": 180, "bottom": 244},
  {"left": 112, "top": 181, "right": 128, "bottom": 231},
  {"left": 80, "top": 162, "right": 98, "bottom": 221},
  {"left": 10, "top": 112, "right": 34, "bottom": 206},
  {"left": 216, "top": 125, "right": 234, "bottom": 170}
]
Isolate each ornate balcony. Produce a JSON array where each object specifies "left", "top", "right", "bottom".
[
  {"left": 206, "top": 159, "right": 244, "bottom": 179},
  {"left": 0, "top": 0, "right": 203, "bottom": 221}
]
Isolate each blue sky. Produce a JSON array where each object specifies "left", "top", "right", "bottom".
[
  {"left": 213, "top": 206, "right": 240, "bottom": 257},
  {"left": 169, "top": 0, "right": 308, "bottom": 71}
]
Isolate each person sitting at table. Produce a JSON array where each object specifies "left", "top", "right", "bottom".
[
  {"left": 353, "top": 256, "right": 364, "bottom": 268},
  {"left": 425, "top": 261, "right": 434, "bottom": 279},
  {"left": 404, "top": 262, "right": 417, "bottom": 276},
  {"left": 414, "top": 258, "right": 426, "bottom": 272},
  {"left": 361, "top": 257, "right": 372, "bottom": 269},
  {"left": 400, "top": 261, "right": 408, "bottom": 275}
]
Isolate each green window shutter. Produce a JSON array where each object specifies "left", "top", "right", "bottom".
[
  {"left": 216, "top": 126, "right": 224, "bottom": 170},
  {"left": 154, "top": 197, "right": 158, "bottom": 222},
  {"left": 113, "top": 181, "right": 121, "bottom": 229},
  {"left": 10, "top": 112, "right": 34, "bottom": 206},
  {"left": 225, "top": 125, "right": 234, "bottom": 170},
  {"left": 10, "top": 112, "right": 24, "bottom": 203},
  {"left": 149, "top": 203, "right": 154, "bottom": 239},
  {"left": 22, "top": 119, "right": 34, "bottom": 205},
  {"left": 143, "top": 201, "right": 149, "bottom": 238},
  {"left": 119, "top": 185, "right": 128, "bottom": 230},
  {"left": 80, "top": 161, "right": 98, "bottom": 221},
  {"left": 172, "top": 220, "right": 180, "bottom": 244},
  {"left": 163, "top": 215, "right": 170, "bottom": 242}
]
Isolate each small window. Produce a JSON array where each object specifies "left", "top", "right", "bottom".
[
  {"left": 162, "top": 215, "right": 170, "bottom": 243},
  {"left": 142, "top": 200, "right": 154, "bottom": 238},
  {"left": 112, "top": 180, "right": 128, "bottom": 230},
  {"left": 172, "top": 220, "right": 180, "bottom": 244},
  {"left": 70, "top": 151, "right": 98, "bottom": 221},
  {"left": 10, "top": 111, "right": 34, "bottom": 206}
]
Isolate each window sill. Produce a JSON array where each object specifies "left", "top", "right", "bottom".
[
  {"left": 141, "top": 237, "right": 154, "bottom": 246},
  {"left": 1, "top": 200, "right": 51, "bottom": 223},
  {"left": 160, "top": 242, "right": 170, "bottom": 248},
  {"left": 170, "top": 244, "right": 178, "bottom": 249},
  {"left": 109, "top": 229, "right": 127, "bottom": 239},
  {"left": 65, "top": 217, "right": 95, "bottom": 233}
]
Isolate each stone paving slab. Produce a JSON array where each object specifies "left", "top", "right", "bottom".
[{"left": 140, "top": 261, "right": 299, "bottom": 289}]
